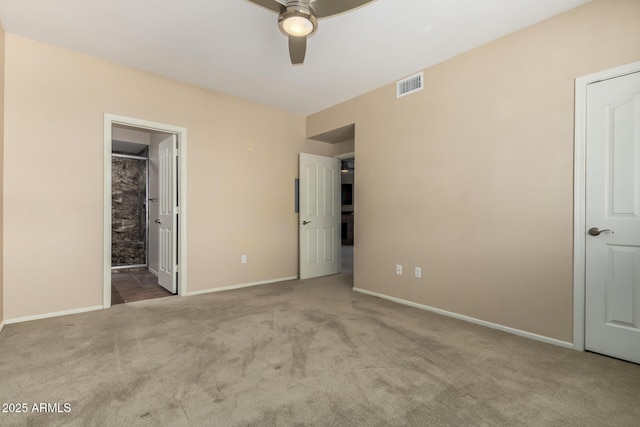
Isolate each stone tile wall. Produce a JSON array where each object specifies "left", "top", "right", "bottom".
[{"left": 112, "top": 155, "right": 147, "bottom": 266}]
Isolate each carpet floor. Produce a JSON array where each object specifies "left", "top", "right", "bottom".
[{"left": 0, "top": 273, "right": 638, "bottom": 426}]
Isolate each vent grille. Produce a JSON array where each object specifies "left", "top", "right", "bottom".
[{"left": 397, "top": 72, "right": 424, "bottom": 98}]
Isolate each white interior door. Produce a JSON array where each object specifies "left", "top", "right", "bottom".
[
  {"left": 299, "top": 153, "right": 340, "bottom": 280},
  {"left": 585, "top": 71, "right": 640, "bottom": 364},
  {"left": 158, "top": 135, "right": 178, "bottom": 293}
]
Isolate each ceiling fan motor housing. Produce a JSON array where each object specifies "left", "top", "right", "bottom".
[{"left": 278, "top": 1, "right": 318, "bottom": 37}]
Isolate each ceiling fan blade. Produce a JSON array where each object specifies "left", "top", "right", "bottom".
[
  {"left": 312, "top": 0, "right": 374, "bottom": 18},
  {"left": 246, "top": 0, "right": 285, "bottom": 13},
  {"left": 288, "top": 36, "right": 307, "bottom": 65}
]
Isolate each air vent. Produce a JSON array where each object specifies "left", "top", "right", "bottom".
[{"left": 396, "top": 72, "right": 424, "bottom": 98}]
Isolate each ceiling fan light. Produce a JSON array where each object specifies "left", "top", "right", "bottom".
[
  {"left": 282, "top": 16, "right": 314, "bottom": 37},
  {"left": 278, "top": 3, "right": 317, "bottom": 38}
]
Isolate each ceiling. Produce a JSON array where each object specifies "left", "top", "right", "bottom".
[
  {"left": 112, "top": 123, "right": 170, "bottom": 155},
  {"left": 0, "top": 0, "right": 590, "bottom": 116},
  {"left": 112, "top": 140, "right": 148, "bottom": 156}
]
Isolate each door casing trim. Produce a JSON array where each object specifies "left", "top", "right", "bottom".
[
  {"left": 573, "top": 61, "right": 640, "bottom": 351},
  {"left": 104, "top": 114, "right": 188, "bottom": 308}
]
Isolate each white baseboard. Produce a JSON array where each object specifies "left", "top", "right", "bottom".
[
  {"left": 148, "top": 267, "right": 159, "bottom": 277},
  {"left": 4, "top": 305, "right": 104, "bottom": 325},
  {"left": 0, "top": 321, "right": 4, "bottom": 333},
  {"left": 187, "top": 276, "right": 298, "bottom": 296},
  {"left": 353, "top": 287, "right": 573, "bottom": 349}
]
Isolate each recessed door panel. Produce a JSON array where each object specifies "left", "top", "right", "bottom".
[
  {"left": 305, "top": 163, "right": 318, "bottom": 216},
  {"left": 608, "top": 94, "right": 640, "bottom": 217},
  {"left": 323, "top": 228, "right": 334, "bottom": 262},
  {"left": 606, "top": 245, "right": 639, "bottom": 327},
  {"left": 323, "top": 165, "right": 335, "bottom": 217},
  {"left": 306, "top": 228, "right": 318, "bottom": 264}
]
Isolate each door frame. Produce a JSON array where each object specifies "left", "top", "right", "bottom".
[
  {"left": 573, "top": 60, "right": 640, "bottom": 351},
  {"left": 103, "top": 114, "right": 188, "bottom": 308}
]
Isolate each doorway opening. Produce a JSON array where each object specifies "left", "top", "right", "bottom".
[
  {"left": 336, "top": 153, "right": 355, "bottom": 282},
  {"left": 301, "top": 123, "right": 355, "bottom": 283},
  {"left": 110, "top": 128, "right": 173, "bottom": 304},
  {"left": 104, "top": 114, "right": 188, "bottom": 308},
  {"left": 339, "top": 156, "right": 354, "bottom": 275}
]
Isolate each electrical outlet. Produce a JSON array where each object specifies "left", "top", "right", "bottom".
[
  {"left": 415, "top": 267, "right": 422, "bottom": 278},
  {"left": 396, "top": 264, "right": 403, "bottom": 275},
  {"left": 241, "top": 255, "right": 247, "bottom": 264}
]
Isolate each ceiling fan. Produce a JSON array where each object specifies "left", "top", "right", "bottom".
[{"left": 247, "top": 0, "right": 374, "bottom": 65}]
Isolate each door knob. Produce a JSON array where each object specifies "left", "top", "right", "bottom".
[
  {"left": 588, "top": 227, "right": 613, "bottom": 236},
  {"left": 155, "top": 219, "right": 162, "bottom": 224},
  {"left": 302, "top": 220, "right": 312, "bottom": 225}
]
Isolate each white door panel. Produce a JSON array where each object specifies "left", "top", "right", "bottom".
[
  {"left": 299, "top": 153, "right": 340, "bottom": 279},
  {"left": 158, "top": 135, "right": 178, "bottom": 293},
  {"left": 585, "top": 71, "right": 640, "bottom": 364}
]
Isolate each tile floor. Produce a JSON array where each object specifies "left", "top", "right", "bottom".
[{"left": 111, "top": 269, "right": 174, "bottom": 305}]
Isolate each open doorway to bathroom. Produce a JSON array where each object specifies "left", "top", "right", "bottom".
[
  {"left": 104, "top": 114, "right": 188, "bottom": 308},
  {"left": 109, "top": 123, "right": 178, "bottom": 305}
]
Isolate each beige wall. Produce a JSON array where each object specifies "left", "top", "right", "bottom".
[
  {"left": 332, "top": 139, "right": 355, "bottom": 156},
  {"left": 307, "top": 0, "right": 640, "bottom": 343},
  {"left": 3, "top": 34, "right": 333, "bottom": 320},
  {"left": 0, "top": 21, "right": 5, "bottom": 324}
]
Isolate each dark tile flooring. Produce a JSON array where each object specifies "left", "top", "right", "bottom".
[{"left": 111, "top": 269, "right": 174, "bottom": 305}]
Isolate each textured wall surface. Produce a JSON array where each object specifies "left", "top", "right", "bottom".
[{"left": 111, "top": 156, "right": 147, "bottom": 266}]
